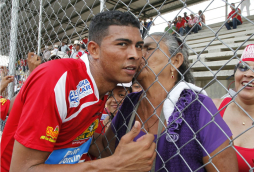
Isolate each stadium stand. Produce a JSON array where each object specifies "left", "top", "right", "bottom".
[{"left": 186, "top": 15, "right": 254, "bottom": 98}]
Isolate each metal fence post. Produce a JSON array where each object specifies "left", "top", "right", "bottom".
[
  {"left": 8, "top": 0, "right": 19, "bottom": 99},
  {"left": 225, "top": 0, "right": 228, "bottom": 20},
  {"left": 37, "top": 0, "right": 43, "bottom": 55},
  {"left": 100, "top": 0, "right": 105, "bottom": 12}
]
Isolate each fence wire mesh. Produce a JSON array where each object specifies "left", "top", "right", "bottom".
[{"left": 0, "top": 0, "right": 254, "bottom": 171}]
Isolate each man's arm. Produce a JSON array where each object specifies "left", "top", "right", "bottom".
[
  {"left": 10, "top": 121, "right": 156, "bottom": 172},
  {"left": 89, "top": 123, "right": 116, "bottom": 158},
  {"left": 203, "top": 138, "right": 238, "bottom": 172}
]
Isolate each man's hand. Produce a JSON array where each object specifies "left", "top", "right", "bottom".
[
  {"left": 0, "top": 75, "right": 14, "bottom": 94},
  {"left": 111, "top": 121, "right": 156, "bottom": 171},
  {"left": 27, "top": 52, "right": 42, "bottom": 73}
]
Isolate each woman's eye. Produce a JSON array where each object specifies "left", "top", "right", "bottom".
[{"left": 147, "top": 47, "right": 154, "bottom": 51}]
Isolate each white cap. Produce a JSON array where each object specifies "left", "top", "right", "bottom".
[
  {"left": 241, "top": 44, "right": 254, "bottom": 62},
  {"left": 117, "top": 82, "right": 132, "bottom": 88},
  {"left": 50, "top": 50, "right": 69, "bottom": 59},
  {"left": 74, "top": 40, "right": 81, "bottom": 45},
  {"left": 54, "top": 44, "right": 58, "bottom": 48}
]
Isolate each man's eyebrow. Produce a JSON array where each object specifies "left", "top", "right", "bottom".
[
  {"left": 136, "top": 41, "right": 144, "bottom": 45},
  {"left": 115, "top": 38, "right": 132, "bottom": 44}
]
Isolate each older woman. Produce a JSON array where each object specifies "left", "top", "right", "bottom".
[
  {"left": 213, "top": 44, "right": 254, "bottom": 172},
  {"left": 98, "top": 33, "right": 238, "bottom": 171}
]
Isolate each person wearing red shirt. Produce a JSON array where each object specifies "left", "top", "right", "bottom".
[
  {"left": 183, "top": 12, "right": 190, "bottom": 23},
  {"left": 176, "top": 16, "right": 186, "bottom": 36},
  {"left": 225, "top": 3, "right": 242, "bottom": 30},
  {"left": 1, "top": 10, "right": 155, "bottom": 172}
]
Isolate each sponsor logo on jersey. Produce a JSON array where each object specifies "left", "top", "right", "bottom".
[
  {"left": 69, "top": 79, "right": 93, "bottom": 108},
  {"left": 45, "top": 138, "right": 92, "bottom": 164},
  {"left": 40, "top": 126, "right": 59, "bottom": 143},
  {"left": 73, "top": 119, "right": 99, "bottom": 143},
  {"left": 0, "top": 98, "right": 7, "bottom": 105}
]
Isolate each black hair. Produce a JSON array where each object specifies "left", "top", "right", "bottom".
[
  {"left": 81, "top": 43, "right": 86, "bottom": 49},
  {"left": 89, "top": 10, "right": 140, "bottom": 45}
]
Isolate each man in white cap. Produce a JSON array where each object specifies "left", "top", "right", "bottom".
[{"left": 70, "top": 40, "right": 81, "bottom": 59}]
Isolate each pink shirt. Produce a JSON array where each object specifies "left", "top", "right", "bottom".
[{"left": 188, "top": 17, "right": 199, "bottom": 26}]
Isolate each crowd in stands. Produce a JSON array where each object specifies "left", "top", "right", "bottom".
[
  {"left": 164, "top": 1, "right": 247, "bottom": 37},
  {"left": 0, "top": 6, "right": 253, "bottom": 172}
]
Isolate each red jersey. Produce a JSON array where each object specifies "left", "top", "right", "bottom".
[
  {"left": 0, "top": 96, "right": 10, "bottom": 121},
  {"left": 228, "top": 8, "right": 242, "bottom": 23},
  {"left": 176, "top": 19, "right": 186, "bottom": 29},
  {"left": 1, "top": 56, "right": 107, "bottom": 171}
]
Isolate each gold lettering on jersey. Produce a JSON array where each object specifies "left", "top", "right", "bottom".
[{"left": 74, "top": 119, "right": 99, "bottom": 141}]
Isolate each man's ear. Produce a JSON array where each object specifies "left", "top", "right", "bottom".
[
  {"left": 87, "top": 41, "right": 100, "bottom": 60},
  {"left": 170, "top": 52, "right": 184, "bottom": 72}
]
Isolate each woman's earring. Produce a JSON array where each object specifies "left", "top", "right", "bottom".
[{"left": 171, "top": 72, "right": 174, "bottom": 79}]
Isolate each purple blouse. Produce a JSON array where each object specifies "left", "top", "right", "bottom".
[{"left": 111, "top": 90, "right": 232, "bottom": 171}]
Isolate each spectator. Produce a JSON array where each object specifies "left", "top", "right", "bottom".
[
  {"left": 59, "top": 40, "right": 70, "bottom": 54},
  {"left": 143, "top": 18, "right": 154, "bottom": 38},
  {"left": 213, "top": 44, "right": 254, "bottom": 172},
  {"left": 1, "top": 10, "right": 155, "bottom": 172},
  {"left": 42, "top": 46, "right": 51, "bottom": 60},
  {"left": 225, "top": 3, "right": 242, "bottom": 30},
  {"left": 75, "top": 42, "right": 88, "bottom": 59},
  {"left": 176, "top": 16, "right": 186, "bottom": 36},
  {"left": 70, "top": 40, "right": 81, "bottom": 58},
  {"left": 183, "top": 12, "right": 190, "bottom": 23},
  {"left": 241, "top": 0, "right": 250, "bottom": 16},
  {"left": 97, "top": 33, "right": 238, "bottom": 171},
  {"left": 185, "top": 14, "right": 202, "bottom": 34},
  {"left": 0, "top": 75, "right": 14, "bottom": 121},
  {"left": 139, "top": 19, "right": 143, "bottom": 35},
  {"left": 83, "top": 36, "right": 88, "bottom": 45},
  {"left": 198, "top": 10, "right": 206, "bottom": 25},
  {"left": 164, "top": 21, "right": 176, "bottom": 35},
  {"left": 142, "top": 19, "right": 148, "bottom": 38},
  {"left": 53, "top": 44, "right": 59, "bottom": 53},
  {"left": 131, "top": 80, "right": 142, "bottom": 93},
  {"left": 102, "top": 82, "right": 132, "bottom": 131}
]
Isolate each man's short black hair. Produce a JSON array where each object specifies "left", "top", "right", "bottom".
[{"left": 89, "top": 10, "right": 140, "bottom": 45}]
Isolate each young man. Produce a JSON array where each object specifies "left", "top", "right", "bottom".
[
  {"left": 225, "top": 3, "right": 242, "bottom": 30},
  {"left": 70, "top": 40, "right": 81, "bottom": 59},
  {"left": 164, "top": 21, "right": 176, "bottom": 35},
  {"left": 176, "top": 16, "right": 186, "bottom": 36},
  {"left": 1, "top": 11, "right": 156, "bottom": 172},
  {"left": 185, "top": 14, "right": 202, "bottom": 34}
]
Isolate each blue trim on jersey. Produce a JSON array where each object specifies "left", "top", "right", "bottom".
[{"left": 45, "top": 138, "right": 92, "bottom": 164}]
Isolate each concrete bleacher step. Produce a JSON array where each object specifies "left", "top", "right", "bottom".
[
  {"left": 186, "top": 25, "right": 253, "bottom": 45},
  {"left": 187, "top": 36, "right": 254, "bottom": 49},
  {"left": 186, "top": 23, "right": 253, "bottom": 42},
  {"left": 190, "top": 59, "right": 239, "bottom": 71},
  {"left": 193, "top": 70, "right": 233, "bottom": 80},
  {"left": 188, "top": 43, "right": 246, "bottom": 55},
  {"left": 188, "top": 50, "right": 244, "bottom": 62},
  {"left": 203, "top": 15, "right": 254, "bottom": 29}
]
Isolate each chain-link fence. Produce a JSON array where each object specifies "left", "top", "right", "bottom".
[{"left": 1, "top": 0, "right": 254, "bottom": 171}]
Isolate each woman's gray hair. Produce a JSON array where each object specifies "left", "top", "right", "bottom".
[{"left": 150, "top": 32, "right": 194, "bottom": 83}]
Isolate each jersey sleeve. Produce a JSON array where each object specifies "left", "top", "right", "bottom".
[
  {"left": 14, "top": 66, "right": 64, "bottom": 152},
  {"left": 198, "top": 96, "right": 232, "bottom": 157}
]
